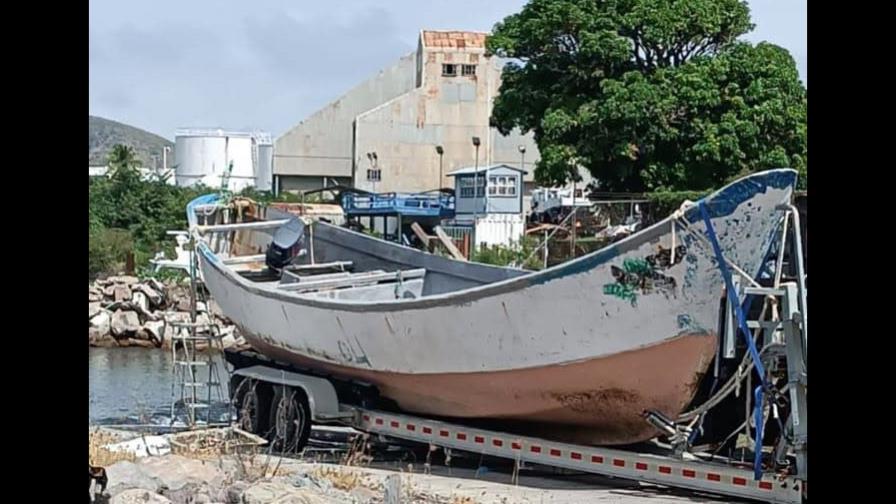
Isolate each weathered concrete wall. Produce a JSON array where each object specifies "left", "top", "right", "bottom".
[
  {"left": 353, "top": 48, "right": 539, "bottom": 194},
  {"left": 273, "top": 31, "right": 540, "bottom": 194},
  {"left": 274, "top": 53, "right": 418, "bottom": 179}
]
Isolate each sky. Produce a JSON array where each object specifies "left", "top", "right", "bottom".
[{"left": 89, "top": 0, "right": 807, "bottom": 140}]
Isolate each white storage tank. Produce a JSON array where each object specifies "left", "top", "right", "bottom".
[
  {"left": 174, "top": 128, "right": 271, "bottom": 192},
  {"left": 256, "top": 142, "right": 274, "bottom": 192}
]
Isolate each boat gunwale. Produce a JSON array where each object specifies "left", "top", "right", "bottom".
[{"left": 194, "top": 169, "right": 797, "bottom": 313}]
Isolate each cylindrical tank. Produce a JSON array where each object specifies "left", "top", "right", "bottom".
[
  {"left": 256, "top": 143, "right": 274, "bottom": 191},
  {"left": 174, "top": 128, "right": 269, "bottom": 192}
]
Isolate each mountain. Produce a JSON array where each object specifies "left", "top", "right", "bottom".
[{"left": 89, "top": 115, "right": 174, "bottom": 168}]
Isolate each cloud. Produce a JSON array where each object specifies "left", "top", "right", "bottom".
[{"left": 89, "top": 0, "right": 806, "bottom": 138}]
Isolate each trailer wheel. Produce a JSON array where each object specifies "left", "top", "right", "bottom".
[
  {"left": 270, "top": 386, "right": 312, "bottom": 453},
  {"left": 232, "top": 378, "right": 272, "bottom": 438}
]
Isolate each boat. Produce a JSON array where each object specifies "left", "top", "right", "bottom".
[{"left": 189, "top": 169, "right": 798, "bottom": 445}]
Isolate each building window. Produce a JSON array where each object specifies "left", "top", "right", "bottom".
[
  {"left": 459, "top": 176, "right": 485, "bottom": 198},
  {"left": 442, "top": 64, "right": 457, "bottom": 77},
  {"left": 462, "top": 64, "right": 476, "bottom": 76},
  {"left": 366, "top": 169, "right": 381, "bottom": 182},
  {"left": 488, "top": 175, "right": 517, "bottom": 197}
]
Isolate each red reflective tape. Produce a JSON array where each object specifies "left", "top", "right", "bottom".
[
  {"left": 362, "top": 415, "right": 370, "bottom": 422},
  {"left": 613, "top": 459, "right": 625, "bottom": 467},
  {"left": 707, "top": 473, "right": 720, "bottom": 482},
  {"left": 732, "top": 477, "right": 747, "bottom": 486},
  {"left": 492, "top": 439, "right": 503, "bottom": 447},
  {"left": 457, "top": 433, "right": 467, "bottom": 441},
  {"left": 549, "top": 449, "right": 561, "bottom": 457},
  {"left": 375, "top": 418, "right": 384, "bottom": 425},
  {"left": 390, "top": 421, "right": 399, "bottom": 428},
  {"left": 531, "top": 446, "right": 541, "bottom": 453},
  {"left": 659, "top": 466, "right": 672, "bottom": 474},
  {"left": 682, "top": 469, "right": 696, "bottom": 478},
  {"left": 406, "top": 424, "right": 416, "bottom": 431},
  {"left": 759, "top": 481, "right": 773, "bottom": 490},
  {"left": 511, "top": 442, "right": 521, "bottom": 450},
  {"left": 635, "top": 462, "right": 647, "bottom": 471},
  {"left": 422, "top": 427, "right": 432, "bottom": 434},
  {"left": 570, "top": 452, "right": 582, "bottom": 460},
  {"left": 474, "top": 436, "right": 484, "bottom": 444},
  {"left": 591, "top": 455, "right": 604, "bottom": 464},
  {"left": 439, "top": 430, "right": 449, "bottom": 437}
]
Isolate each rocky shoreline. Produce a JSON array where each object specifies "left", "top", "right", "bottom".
[
  {"left": 89, "top": 426, "right": 713, "bottom": 504},
  {"left": 89, "top": 276, "right": 243, "bottom": 350}
]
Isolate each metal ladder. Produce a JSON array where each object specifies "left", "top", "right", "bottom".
[{"left": 166, "top": 233, "right": 229, "bottom": 429}]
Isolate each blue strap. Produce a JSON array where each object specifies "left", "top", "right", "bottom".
[{"left": 698, "top": 201, "right": 768, "bottom": 480}]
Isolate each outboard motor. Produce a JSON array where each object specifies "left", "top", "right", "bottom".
[{"left": 265, "top": 216, "right": 306, "bottom": 271}]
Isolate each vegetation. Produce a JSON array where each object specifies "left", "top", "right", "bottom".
[
  {"left": 89, "top": 115, "right": 174, "bottom": 168},
  {"left": 488, "top": 0, "right": 807, "bottom": 192},
  {"left": 472, "top": 235, "right": 544, "bottom": 269},
  {"left": 88, "top": 144, "right": 307, "bottom": 279}
]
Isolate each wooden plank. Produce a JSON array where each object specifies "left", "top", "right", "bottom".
[
  {"left": 410, "top": 222, "right": 432, "bottom": 249},
  {"left": 276, "top": 269, "right": 426, "bottom": 292},
  {"left": 433, "top": 226, "right": 467, "bottom": 261}
]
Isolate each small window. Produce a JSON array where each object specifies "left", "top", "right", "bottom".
[
  {"left": 442, "top": 64, "right": 457, "bottom": 77},
  {"left": 462, "top": 64, "right": 476, "bottom": 76},
  {"left": 366, "top": 169, "right": 381, "bottom": 182}
]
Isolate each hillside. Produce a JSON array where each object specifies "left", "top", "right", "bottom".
[{"left": 89, "top": 115, "right": 173, "bottom": 168}]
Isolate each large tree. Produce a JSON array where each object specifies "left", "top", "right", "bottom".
[{"left": 487, "top": 0, "right": 807, "bottom": 192}]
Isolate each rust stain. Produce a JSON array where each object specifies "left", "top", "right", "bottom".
[{"left": 550, "top": 388, "right": 641, "bottom": 414}]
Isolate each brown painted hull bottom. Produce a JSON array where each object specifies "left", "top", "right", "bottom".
[{"left": 244, "top": 332, "right": 718, "bottom": 446}]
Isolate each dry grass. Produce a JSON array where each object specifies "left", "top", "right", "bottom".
[
  {"left": 310, "top": 465, "right": 365, "bottom": 491},
  {"left": 169, "top": 427, "right": 265, "bottom": 460},
  {"left": 89, "top": 429, "right": 136, "bottom": 467}
]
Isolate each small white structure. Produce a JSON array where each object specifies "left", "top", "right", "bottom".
[
  {"left": 446, "top": 164, "right": 527, "bottom": 248},
  {"left": 174, "top": 128, "right": 273, "bottom": 192}
]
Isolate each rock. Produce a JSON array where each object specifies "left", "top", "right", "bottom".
[
  {"left": 134, "top": 283, "right": 164, "bottom": 307},
  {"left": 105, "top": 461, "right": 162, "bottom": 495},
  {"left": 89, "top": 288, "right": 104, "bottom": 302},
  {"left": 160, "top": 482, "right": 213, "bottom": 504},
  {"left": 131, "top": 300, "right": 160, "bottom": 322},
  {"left": 138, "top": 455, "right": 227, "bottom": 493},
  {"left": 104, "top": 285, "right": 116, "bottom": 297},
  {"left": 240, "top": 481, "right": 331, "bottom": 504},
  {"left": 90, "top": 302, "right": 103, "bottom": 319},
  {"left": 110, "top": 489, "right": 172, "bottom": 504},
  {"left": 109, "top": 275, "right": 140, "bottom": 285},
  {"left": 132, "top": 291, "right": 150, "bottom": 313},
  {"left": 89, "top": 327, "right": 118, "bottom": 347},
  {"left": 349, "top": 486, "right": 378, "bottom": 503},
  {"left": 129, "top": 338, "right": 157, "bottom": 348},
  {"left": 111, "top": 310, "right": 141, "bottom": 337},
  {"left": 143, "top": 321, "right": 165, "bottom": 344},
  {"left": 114, "top": 285, "right": 132, "bottom": 303},
  {"left": 91, "top": 310, "right": 112, "bottom": 335},
  {"left": 176, "top": 298, "right": 192, "bottom": 312},
  {"left": 224, "top": 482, "right": 249, "bottom": 504}
]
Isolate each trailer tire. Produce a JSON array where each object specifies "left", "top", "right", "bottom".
[
  {"left": 270, "top": 386, "right": 312, "bottom": 453},
  {"left": 232, "top": 377, "right": 273, "bottom": 438}
]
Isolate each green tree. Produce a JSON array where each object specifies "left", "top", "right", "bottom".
[{"left": 488, "top": 0, "right": 807, "bottom": 192}]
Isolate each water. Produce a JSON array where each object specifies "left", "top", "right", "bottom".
[{"left": 89, "top": 347, "right": 231, "bottom": 427}]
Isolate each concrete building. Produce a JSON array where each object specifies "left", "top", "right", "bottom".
[{"left": 274, "top": 30, "right": 540, "bottom": 195}]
